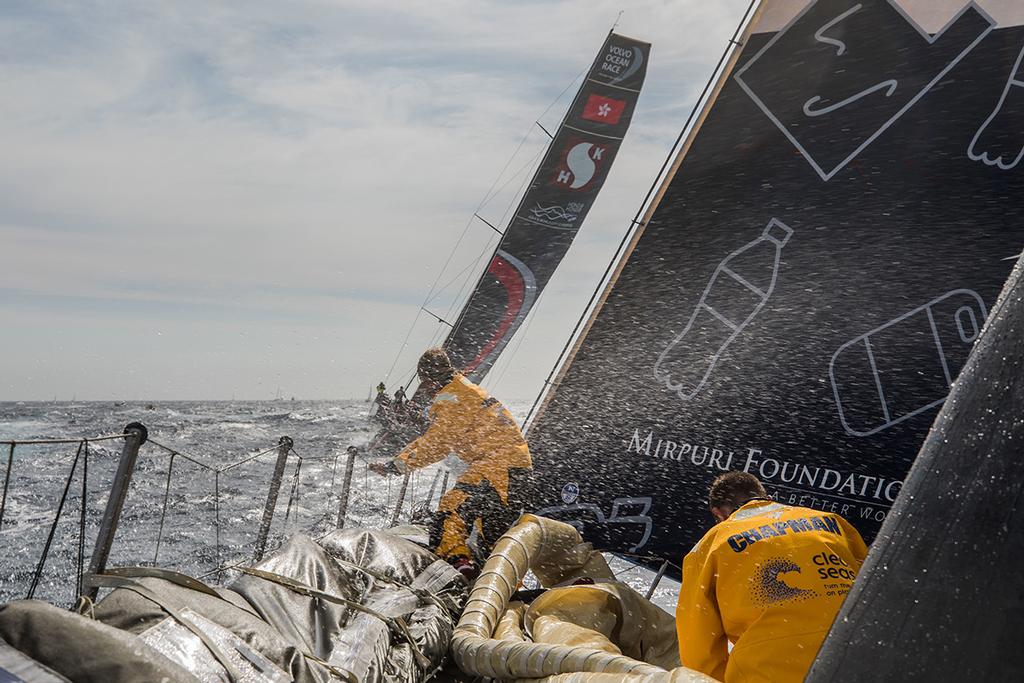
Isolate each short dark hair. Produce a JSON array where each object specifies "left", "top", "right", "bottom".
[
  {"left": 709, "top": 471, "right": 767, "bottom": 510},
  {"left": 418, "top": 347, "right": 455, "bottom": 384}
]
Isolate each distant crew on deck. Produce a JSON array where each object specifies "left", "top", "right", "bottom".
[
  {"left": 373, "top": 381, "right": 393, "bottom": 426},
  {"left": 392, "top": 386, "right": 407, "bottom": 418},
  {"left": 370, "top": 347, "right": 533, "bottom": 569},
  {"left": 676, "top": 471, "right": 867, "bottom": 683}
]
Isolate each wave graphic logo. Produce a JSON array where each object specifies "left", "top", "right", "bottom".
[
  {"left": 752, "top": 557, "right": 816, "bottom": 607},
  {"left": 553, "top": 142, "right": 607, "bottom": 190},
  {"left": 529, "top": 202, "right": 583, "bottom": 226}
]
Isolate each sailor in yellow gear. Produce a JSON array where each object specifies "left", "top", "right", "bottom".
[
  {"left": 370, "top": 347, "right": 532, "bottom": 562},
  {"left": 676, "top": 471, "right": 868, "bottom": 683}
]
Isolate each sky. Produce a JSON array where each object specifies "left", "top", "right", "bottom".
[{"left": 0, "top": 0, "right": 755, "bottom": 401}]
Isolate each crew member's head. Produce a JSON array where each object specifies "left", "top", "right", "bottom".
[
  {"left": 417, "top": 347, "right": 456, "bottom": 387},
  {"left": 708, "top": 471, "right": 768, "bottom": 523}
]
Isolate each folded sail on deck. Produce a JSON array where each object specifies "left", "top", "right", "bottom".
[{"left": 443, "top": 32, "right": 651, "bottom": 382}]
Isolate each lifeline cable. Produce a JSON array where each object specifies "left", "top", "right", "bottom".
[
  {"left": 153, "top": 452, "right": 176, "bottom": 566},
  {"left": 28, "top": 440, "right": 85, "bottom": 599}
]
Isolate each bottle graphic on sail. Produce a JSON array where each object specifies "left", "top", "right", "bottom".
[{"left": 655, "top": 218, "right": 793, "bottom": 401}]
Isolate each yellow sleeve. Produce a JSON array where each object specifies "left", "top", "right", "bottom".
[
  {"left": 676, "top": 534, "right": 729, "bottom": 681},
  {"left": 395, "top": 393, "right": 460, "bottom": 470}
]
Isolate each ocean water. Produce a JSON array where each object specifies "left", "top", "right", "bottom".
[{"left": 0, "top": 400, "right": 679, "bottom": 611}]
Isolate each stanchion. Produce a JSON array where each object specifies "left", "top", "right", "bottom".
[
  {"left": 335, "top": 446, "right": 357, "bottom": 529},
  {"left": 85, "top": 422, "right": 146, "bottom": 601},
  {"left": 423, "top": 469, "right": 442, "bottom": 510},
  {"left": 253, "top": 436, "right": 293, "bottom": 562},
  {"left": 389, "top": 469, "right": 412, "bottom": 528},
  {"left": 645, "top": 559, "right": 669, "bottom": 600}
]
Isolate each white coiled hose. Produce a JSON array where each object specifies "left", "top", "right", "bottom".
[{"left": 450, "top": 514, "right": 716, "bottom": 682}]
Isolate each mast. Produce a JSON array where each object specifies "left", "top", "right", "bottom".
[{"left": 439, "top": 31, "right": 652, "bottom": 384}]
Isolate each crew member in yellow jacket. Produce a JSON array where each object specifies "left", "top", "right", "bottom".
[
  {"left": 370, "top": 347, "right": 532, "bottom": 564},
  {"left": 676, "top": 471, "right": 867, "bottom": 683}
]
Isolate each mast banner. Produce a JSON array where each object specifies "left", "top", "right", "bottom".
[
  {"left": 526, "top": 0, "right": 1024, "bottom": 565},
  {"left": 444, "top": 33, "right": 651, "bottom": 381}
]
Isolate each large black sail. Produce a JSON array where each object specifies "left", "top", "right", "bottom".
[
  {"left": 444, "top": 33, "right": 650, "bottom": 382},
  {"left": 526, "top": 0, "right": 1024, "bottom": 564}
]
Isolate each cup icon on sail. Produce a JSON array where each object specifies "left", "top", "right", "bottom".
[
  {"left": 829, "top": 289, "right": 987, "bottom": 437},
  {"left": 654, "top": 218, "right": 793, "bottom": 401}
]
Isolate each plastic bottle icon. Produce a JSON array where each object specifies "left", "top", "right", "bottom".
[
  {"left": 968, "top": 44, "right": 1024, "bottom": 171},
  {"left": 655, "top": 218, "right": 793, "bottom": 401}
]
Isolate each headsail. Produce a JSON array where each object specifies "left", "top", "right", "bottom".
[
  {"left": 443, "top": 32, "right": 651, "bottom": 382},
  {"left": 525, "top": 0, "right": 1024, "bottom": 564}
]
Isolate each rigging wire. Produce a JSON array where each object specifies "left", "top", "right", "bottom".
[
  {"left": 423, "top": 144, "right": 546, "bottom": 311},
  {"left": 381, "top": 66, "right": 587, "bottom": 385},
  {"left": 381, "top": 308, "right": 425, "bottom": 385},
  {"left": 433, "top": 141, "right": 545, "bottom": 357},
  {"left": 389, "top": 139, "right": 538, "bottom": 384},
  {"left": 439, "top": 233, "right": 500, "bottom": 330},
  {"left": 475, "top": 141, "right": 550, "bottom": 221},
  {"left": 524, "top": 0, "right": 762, "bottom": 429},
  {"left": 471, "top": 63, "right": 584, "bottom": 213},
  {"left": 380, "top": 127, "right": 538, "bottom": 384},
  {"left": 485, "top": 290, "right": 543, "bottom": 394},
  {"left": 492, "top": 147, "right": 547, "bottom": 229}
]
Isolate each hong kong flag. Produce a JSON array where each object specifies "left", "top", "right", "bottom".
[{"left": 581, "top": 94, "right": 626, "bottom": 124}]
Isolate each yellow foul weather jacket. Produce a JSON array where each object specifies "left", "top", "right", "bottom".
[
  {"left": 676, "top": 500, "right": 868, "bottom": 683},
  {"left": 394, "top": 374, "right": 532, "bottom": 558}
]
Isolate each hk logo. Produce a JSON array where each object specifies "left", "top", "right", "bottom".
[
  {"left": 552, "top": 140, "right": 610, "bottom": 191},
  {"left": 734, "top": 0, "right": 994, "bottom": 181}
]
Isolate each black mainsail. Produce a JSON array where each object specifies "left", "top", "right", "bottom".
[
  {"left": 525, "top": 0, "right": 1024, "bottom": 564},
  {"left": 442, "top": 32, "right": 650, "bottom": 382}
]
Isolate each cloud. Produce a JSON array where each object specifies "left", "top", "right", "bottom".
[{"left": 0, "top": 0, "right": 755, "bottom": 400}]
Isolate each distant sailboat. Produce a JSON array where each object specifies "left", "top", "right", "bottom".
[
  {"left": 441, "top": 31, "right": 650, "bottom": 384},
  {"left": 380, "top": 32, "right": 650, "bottom": 422}
]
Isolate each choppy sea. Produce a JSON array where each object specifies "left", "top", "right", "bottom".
[{"left": 0, "top": 400, "right": 678, "bottom": 611}]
